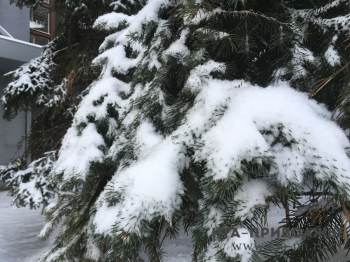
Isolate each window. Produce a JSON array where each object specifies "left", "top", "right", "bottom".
[
  {"left": 30, "top": 6, "right": 50, "bottom": 34},
  {"left": 38, "top": 36, "right": 49, "bottom": 46},
  {"left": 30, "top": 0, "right": 56, "bottom": 46},
  {"left": 30, "top": 34, "right": 35, "bottom": 43}
]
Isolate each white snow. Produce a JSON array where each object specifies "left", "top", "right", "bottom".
[
  {"left": 89, "top": 77, "right": 350, "bottom": 258},
  {"left": 135, "top": 120, "right": 164, "bottom": 159},
  {"left": 186, "top": 60, "right": 225, "bottom": 90},
  {"left": 1, "top": 194, "right": 349, "bottom": 261},
  {"left": 163, "top": 29, "right": 191, "bottom": 58},
  {"left": 30, "top": 20, "right": 45, "bottom": 29},
  {"left": 233, "top": 179, "right": 274, "bottom": 220},
  {"left": 52, "top": 123, "right": 105, "bottom": 181},
  {"left": 97, "top": 0, "right": 170, "bottom": 51},
  {"left": 74, "top": 76, "right": 130, "bottom": 121},
  {"left": 3, "top": 56, "right": 51, "bottom": 96},
  {"left": 94, "top": 137, "right": 186, "bottom": 234},
  {"left": 125, "top": 0, "right": 168, "bottom": 35},
  {"left": 325, "top": 45, "right": 341, "bottom": 66},
  {"left": 0, "top": 191, "right": 56, "bottom": 262},
  {"left": 204, "top": 206, "right": 224, "bottom": 235},
  {"left": 0, "top": 46, "right": 64, "bottom": 111},
  {"left": 94, "top": 44, "right": 143, "bottom": 76},
  {"left": 291, "top": 45, "right": 315, "bottom": 79},
  {"left": 182, "top": 80, "right": 350, "bottom": 187},
  {"left": 291, "top": 0, "right": 350, "bottom": 33},
  {"left": 93, "top": 12, "right": 134, "bottom": 30},
  {"left": 1, "top": 151, "right": 56, "bottom": 208}
]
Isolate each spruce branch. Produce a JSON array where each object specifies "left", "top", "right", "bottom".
[
  {"left": 340, "top": 196, "right": 350, "bottom": 240},
  {"left": 309, "top": 62, "right": 349, "bottom": 98},
  {"left": 345, "top": 38, "right": 350, "bottom": 50},
  {"left": 310, "top": 197, "right": 334, "bottom": 226},
  {"left": 168, "top": 3, "right": 184, "bottom": 14}
]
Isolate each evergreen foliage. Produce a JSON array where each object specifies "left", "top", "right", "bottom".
[
  {"left": 1, "top": 0, "right": 114, "bottom": 206},
  {"left": 1, "top": 0, "right": 350, "bottom": 261},
  {"left": 2, "top": 42, "right": 58, "bottom": 120}
]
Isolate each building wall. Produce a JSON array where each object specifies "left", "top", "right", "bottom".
[
  {"left": 0, "top": 71, "right": 31, "bottom": 190},
  {"left": 0, "top": 71, "right": 27, "bottom": 163},
  {"left": 0, "top": 2, "right": 41, "bottom": 190},
  {"left": 0, "top": 0, "right": 30, "bottom": 41}
]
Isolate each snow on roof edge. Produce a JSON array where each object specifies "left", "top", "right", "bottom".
[{"left": 0, "top": 35, "right": 41, "bottom": 48}]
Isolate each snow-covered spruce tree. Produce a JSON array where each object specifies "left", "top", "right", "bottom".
[
  {"left": 0, "top": 0, "right": 114, "bottom": 208},
  {"left": 2, "top": 0, "right": 350, "bottom": 261}
]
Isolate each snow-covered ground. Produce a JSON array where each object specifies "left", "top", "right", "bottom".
[
  {"left": 0, "top": 190, "right": 348, "bottom": 262},
  {"left": 0, "top": 191, "right": 54, "bottom": 262},
  {"left": 0, "top": 190, "right": 192, "bottom": 262}
]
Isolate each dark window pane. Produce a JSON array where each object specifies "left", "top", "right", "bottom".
[
  {"left": 30, "top": 6, "right": 49, "bottom": 33},
  {"left": 30, "top": 34, "right": 35, "bottom": 43},
  {"left": 38, "top": 36, "right": 49, "bottom": 46}
]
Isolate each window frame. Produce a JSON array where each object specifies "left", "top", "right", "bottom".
[{"left": 30, "top": 0, "right": 55, "bottom": 46}]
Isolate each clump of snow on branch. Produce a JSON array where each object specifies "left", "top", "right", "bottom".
[
  {"left": 290, "top": 0, "right": 350, "bottom": 33},
  {"left": 52, "top": 123, "right": 105, "bottom": 181},
  {"left": 191, "top": 81, "right": 349, "bottom": 185},
  {"left": 325, "top": 45, "right": 341, "bottom": 66},
  {"left": 93, "top": 12, "right": 134, "bottom": 31},
  {"left": 52, "top": 0, "right": 177, "bottom": 184},
  {"left": 1, "top": 43, "right": 66, "bottom": 119},
  {"left": 0, "top": 151, "right": 56, "bottom": 208},
  {"left": 233, "top": 179, "right": 273, "bottom": 220},
  {"left": 203, "top": 205, "right": 224, "bottom": 237},
  {"left": 2, "top": 53, "right": 52, "bottom": 103},
  {"left": 290, "top": 45, "right": 315, "bottom": 79},
  {"left": 163, "top": 29, "right": 190, "bottom": 58},
  {"left": 186, "top": 60, "right": 226, "bottom": 90},
  {"left": 94, "top": 137, "right": 186, "bottom": 234},
  {"left": 88, "top": 78, "right": 350, "bottom": 239}
]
